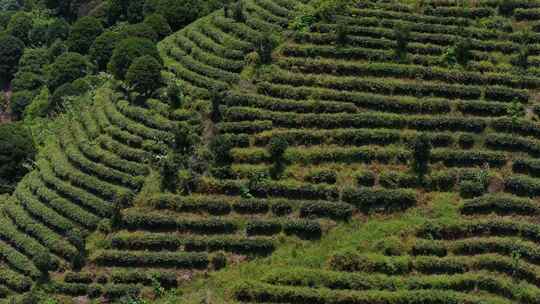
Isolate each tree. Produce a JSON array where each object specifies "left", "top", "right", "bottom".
[
  {"left": 46, "top": 18, "right": 70, "bottom": 44},
  {"left": 159, "top": 151, "right": 183, "bottom": 193},
  {"left": 50, "top": 82, "right": 81, "bottom": 112},
  {"left": 455, "top": 37, "right": 472, "bottom": 67},
  {"left": 255, "top": 33, "right": 277, "bottom": 64},
  {"left": 144, "top": 13, "right": 171, "bottom": 40},
  {"left": 67, "top": 16, "right": 104, "bottom": 54},
  {"left": 268, "top": 136, "right": 289, "bottom": 180},
  {"left": 89, "top": 31, "right": 122, "bottom": 70},
  {"left": 11, "top": 72, "right": 44, "bottom": 92},
  {"left": 126, "top": 0, "right": 145, "bottom": 24},
  {"left": 125, "top": 55, "right": 163, "bottom": 96},
  {"left": 7, "top": 12, "right": 32, "bottom": 44},
  {"left": 153, "top": 0, "right": 204, "bottom": 30},
  {"left": 232, "top": 1, "right": 245, "bottom": 22},
  {"left": 108, "top": 37, "right": 161, "bottom": 79},
  {"left": 0, "top": 34, "right": 24, "bottom": 82},
  {"left": 394, "top": 24, "right": 410, "bottom": 60},
  {"left": 0, "top": 122, "right": 35, "bottom": 194},
  {"left": 32, "top": 251, "right": 53, "bottom": 281},
  {"left": 120, "top": 22, "right": 158, "bottom": 42},
  {"left": 48, "top": 39, "right": 68, "bottom": 59},
  {"left": 10, "top": 90, "right": 34, "bottom": 120},
  {"left": 47, "top": 52, "right": 92, "bottom": 90},
  {"left": 410, "top": 134, "right": 431, "bottom": 182},
  {"left": 18, "top": 48, "right": 49, "bottom": 74}
]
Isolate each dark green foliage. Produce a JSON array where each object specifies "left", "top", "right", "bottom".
[
  {"left": 48, "top": 39, "right": 68, "bottom": 59},
  {"left": 50, "top": 82, "right": 81, "bottom": 112},
  {"left": 0, "top": 122, "right": 34, "bottom": 193},
  {"left": 10, "top": 90, "right": 34, "bottom": 120},
  {"left": 458, "top": 133, "right": 475, "bottom": 149},
  {"left": 210, "top": 135, "right": 234, "bottom": 177},
  {"left": 152, "top": 0, "right": 205, "bottom": 31},
  {"left": 7, "top": 12, "right": 32, "bottom": 44},
  {"left": 355, "top": 171, "right": 376, "bottom": 187},
  {"left": 47, "top": 52, "right": 91, "bottom": 90},
  {"left": 67, "top": 16, "right": 104, "bottom": 54},
  {"left": 159, "top": 152, "right": 182, "bottom": 193},
  {"left": 144, "top": 13, "right": 171, "bottom": 39},
  {"left": 268, "top": 136, "right": 289, "bottom": 180},
  {"left": 90, "top": 31, "right": 122, "bottom": 70},
  {"left": 121, "top": 22, "right": 158, "bottom": 42},
  {"left": 459, "top": 180, "right": 485, "bottom": 198},
  {"left": 255, "top": 33, "right": 277, "bottom": 64},
  {"left": 32, "top": 251, "right": 53, "bottom": 280},
  {"left": 126, "top": 55, "right": 162, "bottom": 96},
  {"left": 11, "top": 72, "right": 43, "bottom": 92},
  {"left": 0, "top": 34, "right": 24, "bottom": 81},
  {"left": 165, "top": 80, "right": 183, "bottom": 110},
  {"left": 211, "top": 252, "right": 227, "bottom": 270},
  {"left": 455, "top": 37, "right": 472, "bottom": 66},
  {"left": 393, "top": 24, "right": 410, "bottom": 60},
  {"left": 18, "top": 48, "right": 49, "bottom": 74},
  {"left": 410, "top": 134, "right": 431, "bottom": 182},
  {"left": 305, "top": 169, "right": 337, "bottom": 184},
  {"left": 45, "top": 0, "right": 80, "bottom": 21},
  {"left": 336, "top": 21, "right": 348, "bottom": 45},
  {"left": 46, "top": 19, "right": 70, "bottom": 44},
  {"left": 126, "top": 0, "right": 145, "bottom": 24},
  {"left": 232, "top": 1, "right": 245, "bottom": 22},
  {"left": 108, "top": 37, "right": 161, "bottom": 80},
  {"left": 514, "top": 45, "right": 530, "bottom": 70}
]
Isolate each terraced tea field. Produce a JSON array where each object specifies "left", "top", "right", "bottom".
[{"left": 5, "top": 0, "right": 540, "bottom": 302}]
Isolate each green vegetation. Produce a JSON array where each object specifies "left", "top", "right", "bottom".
[{"left": 4, "top": 0, "right": 540, "bottom": 303}]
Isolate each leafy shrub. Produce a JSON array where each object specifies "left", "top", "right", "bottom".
[
  {"left": 355, "top": 171, "right": 376, "bottom": 187},
  {"left": 305, "top": 169, "right": 337, "bottom": 184},
  {"left": 108, "top": 37, "right": 161, "bottom": 80},
  {"left": 126, "top": 55, "right": 163, "bottom": 96},
  {"left": 459, "top": 180, "right": 485, "bottom": 198}
]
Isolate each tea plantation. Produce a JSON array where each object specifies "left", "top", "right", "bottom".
[{"left": 3, "top": 0, "right": 540, "bottom": 303}]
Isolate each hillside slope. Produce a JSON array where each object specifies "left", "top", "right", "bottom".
[{"left": 5, "top": 0, "right": 540, "bottom": 302}]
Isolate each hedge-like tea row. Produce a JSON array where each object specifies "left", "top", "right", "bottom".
[
  {"left": 351, "top": 7, "right": 472, "bottom": 26},
  {"left": 513, "top": 159, "right": 540, "bottom": 178},
  {"left": 491, "top": 118, "right": 540, "bottom": 140},
  {"left": 120, "top": 209, "right": 238, "bottom": 234},
  {"left": 109, "top": 232, "right": 274, "bottom": 255},
  {"left": 456, "top": 101, "right": 508, "bottom": 117},
  {"left": 185, "top": 23, "right": 245, "bottom": 60},
  {"left": 90, "top": 250, "right": 209, "bottom": 268},
  {"left": 413, "top": 237, "right": 540, "bottom": 266},
  {"left": 267, "top": 67, "right": 528, "bottom": 102},
  {"left": 0, "top": 267, "right": 32, "bottom": 293},
  {"left": 261, "top": 267, "right": 540, "bottom": 303},
  {"left": 312, "top": 23, "right": 518, "bottom": 54},
  {"left": 97, "top": 134, "right": 153, "bottom": 164},
  {"left": 461, "top": 194, "right": 540, "bottom": 216},
  {"left": 102, "top": 98, "right": 173, "bottom": 143},
  {"left": 146, "top": 194, "right": 353, "bottom": 220},
  {"left": 246, "top": 220, "right": 322, "bottom": 239},
  {"left": 63, "top": 137, "right": 143, "bottom": 190},
  {"left": 109, "top": 270, "right": 178, "bottom": 288},
  {"left": 430, "top": 149, "right": 506, "bottom": 167},
  {"left": 277, "top": 57, "right": 540, "bottom": 89},
  {"left": 516, "top": 8, "right": 540, "bottom": 20},
  {"left": 217, "top": 120, "right": 273, "bottom": 134},
  {"left": 252, "top": 128, "right": 455, "bottom": 148},
  {"left": 0, "top": 215, "right": 53, "bottom": 264},
  {"left": 46, "top": 142, "right": 132, "bottom": 202},
  {"left": 485, "top": 134, "right": 540, "bottom": 157},
  {"left": 116, "top": 101, "right": 176, "bottom": 133},
  {"left": 47, "top": 282, "right": 141, "bottom": 299},
  {"left": 0, "top": 240, "right": 40, "bottom": 279},
  {"left": 224, "top": 91, "right": 358, "bottom": 114},
  {"left": 327, "top": 252, "right": 540, "bottom": 286},
  {"left": 342, "top": 188, "right": 417, "bottom": 213},
  {"left": 505, "top": 175, "right": 540, "bottom": 197},
  {"left": 3, "top": 203, "right": 78, "bottom": 260},
  {"left": 233, "top": 279, "right": 512, "bottom": 304},
  {"left": 417, "top": 219, "right": 540, "bottom": 243},
  {"left": 15, "top": 183, "right": 77, "bottom": 235},
  {"left": 224, "top": 106, "right": 487, "bottom": 133}
]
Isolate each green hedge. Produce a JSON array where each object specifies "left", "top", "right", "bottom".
[
  {"left": 342, "top": 188, "right": 416, "bottom": 213},
  {"left": 246, "top": 220, "right": 322, "bottom": 239},
  {"left": 461, "top": 194, "right": 540, "bottom": 216},
  {"left": 513, "top": 158, "right": 540, "bottom": 178},
  {"left": 258, "top": 82, "right": 452, "bottom": 115},
  {"left": 91, "top": 250, "right": 209, "bottom": 268},
  {"left": 109, "top": 232, "right": 275, "bottom": 255},
  {"left": 121, "top": 209, "right": 238, "bottom": 234},
  {"left": 233, "top": 279, "right": 511, "bottom": 304},
  {"left": 261, "top": 267, "right": 540, "bottom": 304},
  {"left": 505, "top": 175, "right": 540, "bottom": 197}
]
